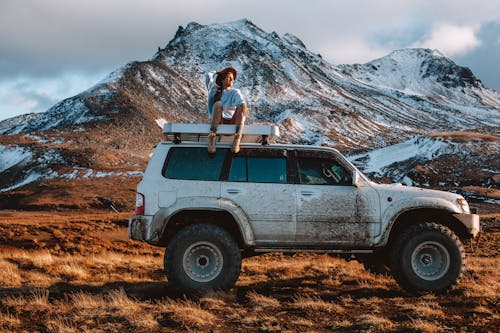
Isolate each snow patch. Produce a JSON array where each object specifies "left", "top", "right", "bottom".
[
  {"left": 60, "top": 168, "right": 144, "bottom": 179},
  {"left": 0, "top": 171, "right": 42, "bottom": 192},
  {"left": 61, "top": 169, "right": 79, "bottom": 180},
  {"left": 94, "top": 170, "right": 143, "bottom": 178},
  {"left": 155, "top": 118, "right": 168, "bottom": 128},
  {"left": 349, "top": 136, "right": 459, "bottom": 175},
  {"left": 0, "top": 147, "right": 66, "bottom": 191},
  {"left": 482, "top": 169, "right": 500, "bottom": 173},
  {"left": 401, "top": 176, "right": 414, "bottom": 186},
  {"left": 25, "top": 134, "right": 49, "bottom": 143},
  {"left": 0, "top": 145, "right": 32, "bottom": 173}
]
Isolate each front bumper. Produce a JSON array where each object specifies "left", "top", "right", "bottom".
[{"left": 453, "top": 213, "right": 481, "bottom": 237}]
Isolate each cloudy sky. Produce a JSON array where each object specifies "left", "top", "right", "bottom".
[{"left": 1, "top": 0, "right": 499, "bottom": 121}]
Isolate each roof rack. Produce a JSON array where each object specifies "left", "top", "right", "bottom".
[{"left": 163, "top": 123, "right": 280, "bottom": 145}]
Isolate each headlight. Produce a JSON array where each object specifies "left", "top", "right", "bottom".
[{"left": 457, "top": 198, "right": 470, "bottom": 213}]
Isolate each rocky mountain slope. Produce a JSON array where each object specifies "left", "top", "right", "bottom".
[{"left": 0, "top": 19, "right": 498, "bottom": 209}]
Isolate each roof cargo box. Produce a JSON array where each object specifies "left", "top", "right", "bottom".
[{"left": 163, "top": 123, "right": 280, "bottom": 145}]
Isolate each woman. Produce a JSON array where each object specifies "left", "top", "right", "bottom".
[{"left": 205, "top": 67, "right": 249, "bottom": 153}]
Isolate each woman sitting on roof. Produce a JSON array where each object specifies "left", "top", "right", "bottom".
[{"left": 205, "top": 67, "right": 249, "bottom": 154}]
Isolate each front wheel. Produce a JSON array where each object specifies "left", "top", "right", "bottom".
[
  {"left": 164, "top": 224, "right": 241, "bottom": 292},
  {"left": 390, "top": 222, "right": 466, "bottom": 294}
]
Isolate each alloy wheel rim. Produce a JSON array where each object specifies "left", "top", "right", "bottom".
[
  {"left": 183, "top": 241, "right": 223, "bottom": 282},
  {"left": 411, "top": 241, "right": 450, "bottom": 281}
]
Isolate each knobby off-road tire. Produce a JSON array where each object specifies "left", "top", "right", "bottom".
[
  {"left": 164, "top": 224, "right": 241, "bottom": 293},
  {"left": 390, "top": 222, "right": 466, "bottom": 294}
]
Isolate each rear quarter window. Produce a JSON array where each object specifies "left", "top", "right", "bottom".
[
  {"left": 163, "top": 147, "right": 227, "bottom": 181},
  {"left": 229, "top": 156, "right": 287, "bottom": 183}
]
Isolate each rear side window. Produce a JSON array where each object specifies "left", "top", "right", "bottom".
[
  {"left": 163, "top": 147, "right": 227, "bottom": 180},
  {"left": 229, "top": 156, "right": 287, "bottom": 183}
]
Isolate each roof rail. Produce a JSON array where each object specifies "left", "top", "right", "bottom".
[{"left": 163, "top": 123, "right": 280, "bottom": 145}]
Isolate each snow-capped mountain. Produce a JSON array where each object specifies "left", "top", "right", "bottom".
[
  {"left": 341, "top": 48, "right": 499, "bottom": 107},
  {"left": 2, "top": 19, "right": 499, "bottom": 149},
  {"left": 0, "top": 19, "right": 498, "bottom": 206}
]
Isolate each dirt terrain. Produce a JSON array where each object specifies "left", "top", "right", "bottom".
[{"left": 0, "top": 202, "right": 498, "bottom": 332}]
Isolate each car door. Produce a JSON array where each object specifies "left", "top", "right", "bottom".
[
  {"left": 161, "top": 146, "right": 225, "bottom": 206},
  {"left": 294, "top": 150, "right": 380, "bottom": 246},
  {"left": 220, "top": 149, "right": 296, "bottom": 245}
]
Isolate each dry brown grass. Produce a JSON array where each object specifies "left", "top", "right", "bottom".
[
  {"left": 0, "top": 260, "right": 22, "bottom": 287},
  {"left": 159, "top": 297, "right": 217, "bottom": 329},
  {"left": 353, "top": 314, "right": 395, "bottom": 331},
  {"left": 405, "top": 318, "right": 445, "bottom": 333},
  {"left": 0, "top": 310, "right": 21, "bottom": 331},
  {"left": 0, "top": 209, "right": 498, "bottom": 332},
  {"left": 462, "top": 186, "right": 500, "bottom": 200},
  {"left": 460, "top": 257, "right": 500, "bottom": 298},
  {"left": 247, "top": 291, "right": 281, "bottom": 308},
  {"left": 429, "top": 131, "right": 500, "bottom": 142},
  {"left": 59, "top": 260, "right": 90, "bottom": 281},
  {"left": 292, "top": 294, "right": 345, "bottom": 314},
  {"left": 399, "top": 300, "right": 445, "bottom": 319},
  {"left": 46, "top": 315, "right": 81, "bottom": 333},
  {"left": 70, "top": 291, "right": 107, "bottom": 310},
  {"left": 0, "top": 249, "right": 163, "bottom": 292}
]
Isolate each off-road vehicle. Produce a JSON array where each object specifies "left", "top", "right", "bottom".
[{"left": 129, "top": 123, "right": 480, "bottom": 293}]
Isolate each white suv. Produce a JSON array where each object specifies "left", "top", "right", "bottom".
[{"left": 129, "top": 124, "right": 480, "bottom": 293}]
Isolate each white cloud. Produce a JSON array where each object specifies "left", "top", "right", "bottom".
[{"left": 412, "top": 23, "right": 481, "bottom": 56}]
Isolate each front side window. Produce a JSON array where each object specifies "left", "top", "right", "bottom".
[
  {"left": 163, "top": 147, "right": 227, "bottom": 180},
  {"left": 298, "top": 157, "right": 352, "bottom": 186},
  {"left": 229, "top": 156, "right": 287, "bottom": 183}
]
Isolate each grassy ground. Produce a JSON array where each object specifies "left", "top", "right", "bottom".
[{"left": 0, "top": 210, "right": 498, "bottom": 333}]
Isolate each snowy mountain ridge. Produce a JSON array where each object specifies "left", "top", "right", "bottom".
[
  {"left": 2, "top": 19, "right": 499, "bottom": 150},
  {"left": 341, "top": 48, "right": 498, "bottom": 106}
]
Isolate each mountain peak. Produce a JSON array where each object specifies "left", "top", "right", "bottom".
[
  {"left": 343, "top": 47, "right": 484, "bottom": 95},
  {"left": 369, "top": 48, "right": 449, "bottom": 69},
  {"left": 184, "top": 21, "right": 203, "bottom": 32},
  {"left": 227, "top": 18, "right": 256, "bottom": 27},
  {"left": 283, "top": 33, "right": 307, "bottom": 49},
  {"left": 165, "top": 19, "right": 265, "bottom": 52},
  {"left": 159, "top": 19, "right": 320, "bottom": 81},
  {"left": 387, "top": 48, "right": 445, "bottom": 60}
]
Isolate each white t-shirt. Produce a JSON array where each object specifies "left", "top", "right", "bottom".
[{"left": 205, "top": 71, "right": 245, "bottom": 120}]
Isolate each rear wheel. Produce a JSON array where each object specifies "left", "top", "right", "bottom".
[
  {"left": 164, "top": 224, "right": 241, "bottom": 292},
  {"left": 390, "top": 222, "right": 465, "bottom": 294}
]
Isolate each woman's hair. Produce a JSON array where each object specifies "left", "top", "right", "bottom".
[
  {"left": 213, "top": 85, "right": 223, "bottom": 104},
  {"left": 213, "top": 67, "right": 237, "bottom": 104}
]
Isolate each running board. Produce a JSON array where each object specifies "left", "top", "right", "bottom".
[{"left": 253, "top": 248, "right": 374, "bottom": 254}]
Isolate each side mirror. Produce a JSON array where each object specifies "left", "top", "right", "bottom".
[{"left": 352, "top": 171, "right": 360, "bottom": 187}]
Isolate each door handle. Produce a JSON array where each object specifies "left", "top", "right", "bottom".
[
  {"left": 300, "top": 191, "right": 314, "bottom": 196},
  {"left": 226, "top": 189, "right": 241, "bottom": 194}
]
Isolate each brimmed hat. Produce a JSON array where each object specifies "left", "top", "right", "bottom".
[{"left": 215, "top": 67, "right": 237, "bottom": 86}]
